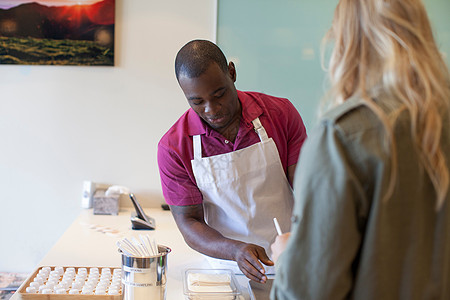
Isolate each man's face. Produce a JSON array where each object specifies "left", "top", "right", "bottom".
[{"left": 178, "top": 62, "right": 240, "bottom": 131}]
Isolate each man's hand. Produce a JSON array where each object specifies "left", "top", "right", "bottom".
[
  {"left": 270, "top": 232, "right": 291, "bottom": 264},
  {"left": 233, "top": 242, "right": 274, "bottom": 283}
]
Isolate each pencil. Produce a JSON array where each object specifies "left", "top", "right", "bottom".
[{"left": 273, "top": 217, "right": 283, "bottom": 235}]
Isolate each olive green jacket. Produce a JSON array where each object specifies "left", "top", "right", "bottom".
[{"left": 271, "top": 96, "right": 450, "bottom": 300}]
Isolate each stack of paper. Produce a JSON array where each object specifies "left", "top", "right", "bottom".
[{"left": 187, "top": 272, "right": 233, "bottom": 293}]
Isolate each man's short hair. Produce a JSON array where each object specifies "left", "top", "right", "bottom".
[{"left": 175, "top": 40, "right": 228, "bottom": 81}]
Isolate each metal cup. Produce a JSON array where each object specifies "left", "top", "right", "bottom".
[{"left": 121, "top": 245, "right": 171, "bottom": 300}]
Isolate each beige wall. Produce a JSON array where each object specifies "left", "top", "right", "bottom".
[{"left": 0, "top": 0, "right": 216, "bottom": 273}]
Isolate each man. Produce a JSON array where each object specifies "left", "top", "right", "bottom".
[{"left": 157, "top": 40, "right": 307, "bottom": 283}]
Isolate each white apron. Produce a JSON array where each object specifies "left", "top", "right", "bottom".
[{"left": 191, "top": 117, "right": 294, "bottom": 274}]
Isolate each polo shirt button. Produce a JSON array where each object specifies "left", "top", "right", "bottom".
[{"left": 225, "top": 140, "right": 229, "bottom": 144}]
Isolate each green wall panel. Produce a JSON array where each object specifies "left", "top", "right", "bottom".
[{"left": 217, "top": 0, "right": 450, "bottom": 130}]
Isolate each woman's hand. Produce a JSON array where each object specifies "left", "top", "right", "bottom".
[{"left": 271, "top": 233, "right": 291, "bottom": 264}]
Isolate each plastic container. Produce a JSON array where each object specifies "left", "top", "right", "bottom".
[{"left": 182, "top": 269, "right": 241, "bottom": 299}]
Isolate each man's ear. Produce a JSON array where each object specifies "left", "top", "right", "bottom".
[{"left": 228, "top": 61, "right": 237, "bottom": 82}]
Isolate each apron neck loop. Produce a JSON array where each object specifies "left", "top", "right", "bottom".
[
  {"left": 193, "top": 135, "right": 202, "bottom": 159},
  {"left": 252, "top": 117, "right": 269, "bottom": 142}
]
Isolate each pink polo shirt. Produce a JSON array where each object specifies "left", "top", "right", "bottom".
[{"left": 157, "top": 90, "right": 307, "bottom": 206}]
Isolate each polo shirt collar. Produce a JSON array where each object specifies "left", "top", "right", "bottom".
[
  {"left": 238, "top": 90, "right": 263, "bottom": 127},
  {"left": 187, "top": 90, "right": 263, "bottom": 136},
  {"left": 187, "top": 109, "right": 206, "bottom": 136}
]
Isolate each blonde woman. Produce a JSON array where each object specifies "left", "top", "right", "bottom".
[{"left": 270, "top": 0, "right": 450, "bottom": 299}]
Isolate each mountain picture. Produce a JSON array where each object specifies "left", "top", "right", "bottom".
[{"left": 0, "top": 0, "right": 115, "bottom": 66}]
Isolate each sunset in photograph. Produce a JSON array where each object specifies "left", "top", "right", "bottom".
[
  {"left": 0, "top": 0, "right": 115, "bottom": 65},
  {"left": 0, "top": 0, "right": 104, "bottom": 9}
]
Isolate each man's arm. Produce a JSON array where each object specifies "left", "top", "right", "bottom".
[
  {"left": 170, "top": 204, "right": 273, "bottom": 283},
  {"left": 280, "top": 97, "right": 306, "bottom": 187},
  {"left": 287, "top": 163, "right": 297, "bottom": 187}
]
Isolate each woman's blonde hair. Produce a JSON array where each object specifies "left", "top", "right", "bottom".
[{"left": 322, "top": 0, "right": 450, "bottom": 209}]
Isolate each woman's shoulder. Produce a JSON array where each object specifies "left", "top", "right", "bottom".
[{"left": 319, "top": 96, "right": 383, "bottom": 138}]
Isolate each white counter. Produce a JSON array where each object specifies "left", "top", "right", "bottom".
[{"left": 11, "top": 208, "right": 252, "bottom": 299}]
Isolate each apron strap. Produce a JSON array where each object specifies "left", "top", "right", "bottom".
[
  {"left": 193, "top": 135, "right": 202, "bottom": 159},
  {"left": 252, "top": 117, "right": 269, "bottom": 142}
]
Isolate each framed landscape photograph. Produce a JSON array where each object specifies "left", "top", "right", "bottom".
[{"left": 0, "top": 0, "right": 115, "bottom": 66}]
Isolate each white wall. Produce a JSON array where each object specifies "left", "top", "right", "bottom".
[{"left": 0, "top": 0, "right": 216, "bottom": 273}]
